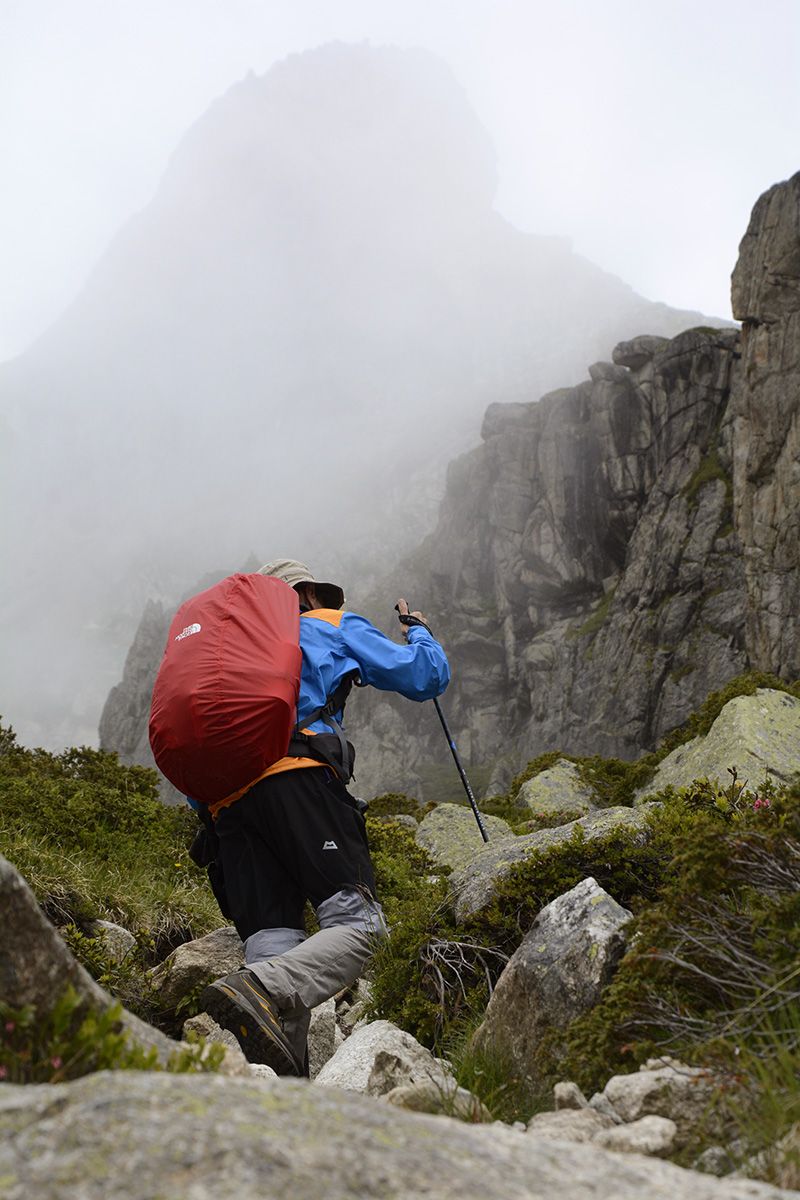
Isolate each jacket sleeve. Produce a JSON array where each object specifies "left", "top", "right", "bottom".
[{"left": 340, "top": 612, "right": 450, "bottom": 701}]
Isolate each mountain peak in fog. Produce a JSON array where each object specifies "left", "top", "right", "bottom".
[
  {"left": 1, "top": 41, "right": 725, "bottom": 749},
  {"left": 165, "top": 42, "right": 498, "bottom": 222}
]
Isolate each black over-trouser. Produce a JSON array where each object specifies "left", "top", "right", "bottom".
[{"left": 213, "top": 765, "right": 379, "bottom": 942}]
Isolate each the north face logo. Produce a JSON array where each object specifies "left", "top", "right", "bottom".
[
  {"left": 175, "top": 622, "right": 201, "bottom": 641},
  {"left": 322, "top": 840, "right": 338, "bottom": 850}
]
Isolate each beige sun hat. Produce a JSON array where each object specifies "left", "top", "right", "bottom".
[{"left": 257, "top": 558, "right": 345, "bottom": 610}]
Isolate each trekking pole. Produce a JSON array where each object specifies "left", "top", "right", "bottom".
[
  {"left": 432, "top": 696, "right": 489, "bottom": 843},
  {"left": 396, "top": 605, "right": 489, "bottom": 843}
]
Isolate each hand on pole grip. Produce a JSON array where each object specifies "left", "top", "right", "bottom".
[{"left": 395, "top": 600, "right": 432, "bottom": 636}]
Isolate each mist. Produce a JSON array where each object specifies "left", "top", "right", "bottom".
[
  {"left": 1, "top": 4, "right": 798, "bottom": 754},
  {"left": 4, "top": 0, "right": 799, "bottom": 361}
]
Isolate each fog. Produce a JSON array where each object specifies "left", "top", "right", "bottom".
[
  {"left": 1, "top": 2, "right": 799, "bottom": 754},
  {"left": 3, "top": 0, "right": 798, "bottom": 362}
]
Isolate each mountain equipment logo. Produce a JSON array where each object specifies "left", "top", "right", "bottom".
[
  {"left": 322, "top": 840, "right": 338, "bottom": 850},
  {"left": 175, "top": 623, "right": 201, "bottom": 641}
]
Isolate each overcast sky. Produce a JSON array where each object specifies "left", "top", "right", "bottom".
[{"left": 2, "top": 0, "right": 798, "bottom": 362}]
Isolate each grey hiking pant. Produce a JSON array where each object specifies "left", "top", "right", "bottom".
[{"left": 245, "top": 886, "right": 387, "bottom": 1060}]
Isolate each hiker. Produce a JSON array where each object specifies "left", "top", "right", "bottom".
[{"left": 199, "top": 558, "right": 450, "bottom": 1075}]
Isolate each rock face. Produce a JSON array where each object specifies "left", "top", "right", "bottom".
[
  {"left": 413, "top": 325, "right": 748, "bottom": 781},
  {"left": 731, "top": 171, "right": 800, "bottom": 680},
  {"left": 344, "top": 175, "right": 799, "bottom": 799}
]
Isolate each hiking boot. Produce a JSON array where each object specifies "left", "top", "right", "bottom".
[{"left": 199, "top": 969, "right": 304, "bottom": 1076}]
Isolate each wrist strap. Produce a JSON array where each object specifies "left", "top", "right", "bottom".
[{"left": 399, "top": 613, "right": 433, "bottom": 635}]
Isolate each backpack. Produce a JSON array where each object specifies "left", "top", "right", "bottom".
[{"left": 148, "top": 573, "right": 302, "bottom": 804}]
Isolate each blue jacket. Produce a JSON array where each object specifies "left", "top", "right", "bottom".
[{"left": 297, "top": 609, "right": 450, "bottom": 733}]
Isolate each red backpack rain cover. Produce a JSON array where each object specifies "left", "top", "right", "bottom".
[{"left": 148, "top": 573, "right": 302, "bottom": 804}]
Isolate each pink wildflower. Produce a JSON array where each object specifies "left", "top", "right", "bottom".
[
  {"left": 0, "top": 1066, "right": 7, "bottom": 1079},
  {"left": 51, "top": 1056, "right": 62, "bottom": 1070},
  {"left": 4, "top": 1021, "right": 14, "bottom": 1033}
]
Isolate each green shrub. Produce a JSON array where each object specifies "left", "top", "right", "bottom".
[
  {"left": 716, "top": 999, "right": 800, "bottom": 1186},
  {"left": 367, "top": 903, "right": 519, "bottom": 1050},
  {"left": 366, "top": 812, "right": 439, "bottom": 920},
  {"left": 511, "top": 809, "right": 581, "bottom": 834},
  {"left": 0, "top": 721, "right": 223, "bottom": 959},
  {"left": 59, "top": 924, "right": 163, "bottom": 1027},
  {"left": 0, "top": 987, "right": 225, "bottom": 1084},
  {"left": 480, "top": 793, "right": 529, "bottom": 823},
  {"left": 367, "top": 792, "right": 423, "bottom": 821},
  {"left": 555, "top": 780, "right": 800, "bottom": 1095}
]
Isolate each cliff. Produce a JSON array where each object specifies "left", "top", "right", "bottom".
[
  {"left": 349, "top": 173, "right": 798, "bottom": 796},
  {"left": 730, "top": 172, "right": 800, "bottom": 677},
  {"left": 415, "top": 327, "right": 747, "bottom": 774}
]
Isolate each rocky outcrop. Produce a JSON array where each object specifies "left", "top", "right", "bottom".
[
  {"left": 415, "top": 802, "right": 514, "bottom": 870},
  {"left": 449, "top": 805, "right": 656, "bottom": 922},
  {"left": 473, "top": 879, "right": 632, "bottom": 1083},
  {"left": 638, "top": 687, "right": 800, "bottom": 800},
  {"left": 0, "top": 853, "right": 182, "bottom": 1068},
  {"left": 348, "top": 176, "right": 800, "bottom": 799},
  {"left": 731, "top": 171, "right": 800, "bottom": 680},
  {"left": 415, "top": 325, "right": 747, "bottom": 777}
]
